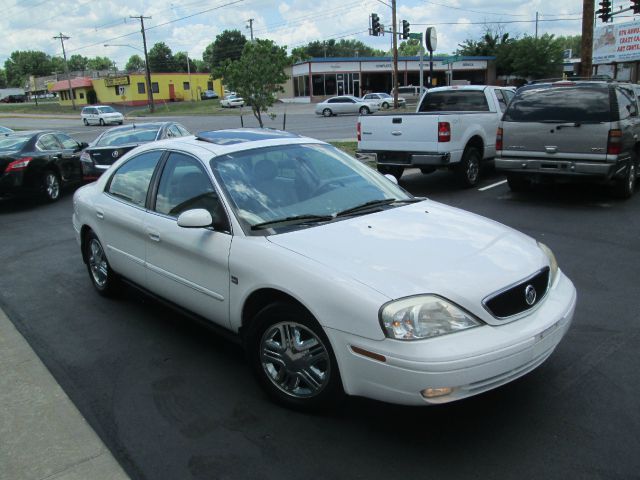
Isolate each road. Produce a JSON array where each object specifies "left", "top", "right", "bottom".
[
  {"left": 0, "top": 103, "right": 362, "bottom": 143},
  {"left": 1, "top": 115, "right": 639, "bottom": 480}
]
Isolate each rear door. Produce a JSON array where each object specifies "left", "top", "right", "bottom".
[{"left": 501, "top": 84, "right": 612, "bottom": 161}]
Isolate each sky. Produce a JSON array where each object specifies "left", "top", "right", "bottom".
[{"left": 0, "top": 0, "right": 606, "bottom": 70}]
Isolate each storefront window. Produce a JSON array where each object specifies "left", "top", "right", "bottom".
[
  {"left": 325, "top": 74, "right": 337, "bottom": 95},
  {"left": 312, "top": 75, "right": 325, "bottom": 96},
  {"left": 294, "top": 75, "right": 309, "bottom": 96}
]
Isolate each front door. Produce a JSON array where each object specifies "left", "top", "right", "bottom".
[
  {"left": 169, "top": 84, "right": 175, "bottom": 101},
  {"left": 145, "top": 151, "right": 232, "bottom": 327}
]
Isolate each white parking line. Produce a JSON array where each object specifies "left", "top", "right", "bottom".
[{"left": 478, "top": 179, "right": 507, "bottom": 191}]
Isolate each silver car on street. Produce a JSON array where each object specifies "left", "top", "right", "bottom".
[{"left": 315, "top": 96, "right": 379, "bottom": 117}]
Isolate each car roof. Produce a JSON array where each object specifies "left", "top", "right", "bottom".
[{"left": 123, "top": 128, "right": 324, "bottom": 158}]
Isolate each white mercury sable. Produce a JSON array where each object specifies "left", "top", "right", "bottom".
[{"left": 72, "top": 129, "right": 577, "bottom": 410}]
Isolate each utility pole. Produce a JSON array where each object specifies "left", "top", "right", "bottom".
[
  {"left": 247, "top": 18, "right": 254, "bottom": 41},
  {"left": 130, "top": 15, "right": 155, "bottom": 113},
  {"left": 391, "top": 0, "right": 399, "bottom": 109},
  {"left": 53, "top": 33, "right": 76, "bottom": 110},
  {"left": 535, "top": 12, "right": 539, "bottom": 39},
  {"left": 580, "top": 0, "right": 594, "bottom": 77}
]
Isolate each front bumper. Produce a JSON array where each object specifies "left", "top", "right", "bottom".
[{"left": 325, "top": 271, "right": 576, "bottom": 406}]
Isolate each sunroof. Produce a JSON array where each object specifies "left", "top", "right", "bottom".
[{"left": 196, "top": 129, "right": 300, "bottom": 145}]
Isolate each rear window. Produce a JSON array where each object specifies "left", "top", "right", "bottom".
[
  {"left": 96, "top": 126, "right": 160, "bottom": 146},
  {"left": 418, "top": 90, "right": 489, "bottom": 112},
  {"left": 0, "top": 136, "right": 29, "bottom": 151},
  {"left": 504, "top": 84, "right": 612, "bottom": 123}
]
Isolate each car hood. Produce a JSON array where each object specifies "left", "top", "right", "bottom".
[{"left": 267, "top": 201, "right": 548, "bottom": 322}]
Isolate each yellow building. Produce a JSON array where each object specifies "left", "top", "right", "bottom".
[{"left": 50, "top": 73, "right": 223, "bottom": 107}]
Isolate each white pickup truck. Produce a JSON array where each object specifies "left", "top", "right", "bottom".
[{"left": 357, "top": 85, "right": 516, "bottom": 186}]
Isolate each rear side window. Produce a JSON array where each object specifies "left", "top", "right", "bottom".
[
  {"left": 418, "top": 90, "right": 489, "bottom": 112},
  {"left": 616, "top": 87, "right": 637, "bottom": 120},
  {"left": 107, "top": 150, "right": 163, "bottom": 207},
  {"left": 504, "top": 85, "right": 612, "bottom": 123}
]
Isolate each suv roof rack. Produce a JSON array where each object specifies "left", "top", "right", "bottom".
[{"left": 527, "top": 76, "right": 617, "bottom": 84}]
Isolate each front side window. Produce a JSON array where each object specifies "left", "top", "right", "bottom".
[
  {"left": 210, "top": 143, "right": 412, "bottom": 234},
  {"left": 154, "top": 152, "right": 229, "bottom": 230},
  {"left": 106, "top": 150, "right": 163, "bottom": 207}
]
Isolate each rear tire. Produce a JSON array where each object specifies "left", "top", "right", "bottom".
[
  {"left": 612, "top": 160, "right": 636, "bottom": 199},
  {"left": 377, "top": 165, "right": 404, "bottom": 180},
  {"left": 359, "top": 106, "right": 370, "bottom": 115},
  {"left": 457, "top": 146, "right": 481, "bottom": 188},
  {"left": 245, "top": 302, "right": 344, "bottom": 411},
  {"left": 85, "top": 230, "right": 120, "bottom": 297},
  {"left": 507, "top": 174, "right": 531, "bottom": 192}
]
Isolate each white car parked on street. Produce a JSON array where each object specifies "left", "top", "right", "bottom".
[
  {"left": 315, "top": 96, "right": 380, "bottom": 117},
  {"left": 81, "top": 105, "right": 124, "bottom": 126},
  {"left": 362, "top": 92, "right": 406, "bottom": 109},
  {"left": 72, "top": 129, "right": 576, "bottom": 410},
  {"left": 220, "top": 95, "right": 245, "bottom": 108}
]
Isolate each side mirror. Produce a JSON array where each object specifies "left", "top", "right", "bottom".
[
  {"left": 384, "top": 174, "right": 398, "bottom": 185},
  {"left": 79, "top": 142, "right": 89, "bottom": 149},
  {"left": 177, "top": 208, "right": 213, "bottom": 228}
]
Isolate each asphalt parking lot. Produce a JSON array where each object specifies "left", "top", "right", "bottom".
[{"left": 0, "top": 118, "right": 639, "bottom": 480}]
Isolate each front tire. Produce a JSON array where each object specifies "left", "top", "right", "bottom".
[
  {"left": 99, "top": 118, "right": 105, "bottom": 126},
  {"left": 41, "top": 170, "right": 61, "bottom": 202},
  {"left": 85, "top": 231, "right": 119, "bottom": 297},
  {"left": 359, "top": 106, "right": 370, "bottom": 115},
  {"left": 322, "top": 108, "right": 333, "bottom": 117},
  {"left": 457, "top": 146, "right": 481, "bottom": 188},
  {"left": 83, "top": 118, "right": 89, "bottom": 126},
  {"left": 381, "top": 102, "right": 389, "bottom": 109},
  {"left": 246, "top": 302, "right": 343, "bottom": 411}
]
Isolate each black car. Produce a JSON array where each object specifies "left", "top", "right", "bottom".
[
  {"left": 80, "top": 121, "right": 190, "bottom": 180},
  {"left": 0, "top": 131, "right": 87, "bottom": 202}
]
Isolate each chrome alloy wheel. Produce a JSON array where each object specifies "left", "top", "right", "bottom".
[
  {"left": 466, "top": 156, "right": 480, "bottom": 184},
  {"left": 260, "top": 321, "right": 330, "bottom": 398},
  {"left": 45, "top": 172, "right": 60, "bottom": 200},
  {"left": 88, "top": 238, "right": 108, "bottom": 288}
]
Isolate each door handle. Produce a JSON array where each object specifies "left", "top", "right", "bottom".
[
  {"left": 146, "top": 229, "right": 161, "bottom": 242},
  {"left": 391, "top": 131, "right": 402, "bottom": 136},
  {"left": 95, "top": 209, "right": 104, "bottom": 219}
]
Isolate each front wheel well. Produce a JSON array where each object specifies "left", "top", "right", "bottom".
[{"left": 241, "top": 288, "right": 313, "bottom": 338}]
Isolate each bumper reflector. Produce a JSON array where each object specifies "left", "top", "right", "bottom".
[{"left": 421, "top": 387, "right": 453, "bottom": 399}]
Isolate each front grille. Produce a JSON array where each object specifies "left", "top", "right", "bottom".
[{"left": 483, "top": 267, "right": 550, "bottom": 319}]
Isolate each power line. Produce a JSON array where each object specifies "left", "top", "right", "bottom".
[
  {"left": 412, "top": 17, "right": 583, "bottom": 26},
  {"left": 421, "top": 0, "right": 528, "bottom": 17}
]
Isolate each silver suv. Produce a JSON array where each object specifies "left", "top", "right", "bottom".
[{"left": 496, "top": 79, "right": 639, "bottom": 198}]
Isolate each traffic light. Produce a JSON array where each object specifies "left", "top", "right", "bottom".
[
  {"left": 401, "top": 20, "right": 410, "bottom": 40},
  {"left": 597, "top": 0, "right": 612, "bottom": 22},
  {"left": 371, "top": 13, "right": 381, "bottom": 36},
  {"left": 632, "top": 0, "right": 640, "bottom": 14}
]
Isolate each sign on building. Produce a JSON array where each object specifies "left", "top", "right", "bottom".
[
  {"left": 593, "top": 21, "right": 640, "bottom": 64},
  {"left": 104, "top": 76, "right": 131, "bottom": 87}
]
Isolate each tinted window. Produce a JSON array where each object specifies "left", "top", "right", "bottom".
[
  {"left": 418, "top": 90, "right": 489, "bottom": 112},
  {"left": 107, "top": 150, "right": 162, "bottom": 207},
  {"left": 55, "top": 133, "right": 79, "bottom": 150},
  {"left": 36, "top": 134, "right": 61, "bottom": 151},
  {"left": 504, "top": 85, "right": 612, "bottom": 123},
  {"left": 617, "top": 87, "right": 637, "bottom": 119},
  {"left": 97, "top": 106, "right": 116, "bottom": 114},
  {"left": 96, "top": 126, "right": 161, "bottom": 146}
]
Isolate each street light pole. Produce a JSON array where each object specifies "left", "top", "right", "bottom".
[
  {"left": 130, "top": 15, "right": 155, "bottom": 113},
  {"left": 391, "top": 0, "right": 399, "bottom": 109},
  {"left": 53, "top": 33, "right": 76, "bottom": 110}
]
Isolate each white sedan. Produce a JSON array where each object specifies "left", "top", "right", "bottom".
[
  {"left": 220, "top": 95, "right": 245, "bottom": 108},
  {"left": 362, "top": 92, "right": 406, "bottom": 109},
  {"left": 72, "top": 129, "right": 576, "bottom": 410},
  {"left": 315, "top": 96, "right": 380, "bottom": 117}
]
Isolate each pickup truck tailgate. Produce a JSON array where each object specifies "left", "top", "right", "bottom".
[{"left": 359, "top": 114, "right": 439, "bottom": 152}]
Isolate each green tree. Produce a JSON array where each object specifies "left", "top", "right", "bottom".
[
  {"left": 397, "top": 38, "right": 422, "bottom": 56},
  {"left": 68, "top": 54, "right": 88, "bottom": 71},
  {"left": 291, "top": 39, "right": 385, "bottom": 62},
  {"left": 510, "top": 34, "right": 564, "bottom": 79},
  {"left": 556, "top": 35, "right": 581, "bottom": 58},
  {"left": 148, "top": 42, "right": 176, "bottom": 72},
  {"left": 457, "top": 28, "right": 516, "bottom": 76},
  {"left": 4, "top": 50, "right": 53, "bottom": 87},
  {"left": 193, "top": 59, "right": 208, "bottom": 73},
  {"left": 0, "top": 68, "right": 6, "bottom": 88},
  {"left": 173, "top": 52, "right": 197, "bottom": 73},
  {"left": 87, "top": 56, "right": 114, "bottom": 70},
  {"left": 125, "top": 54, "right": 145, "bottom": 72},
  {"left": 218, "top": 39, "right": 289, "bottom": 128},
  {"left": 203, "top": 30, "right": 247, "bottom": 71},
  {"left": 50, "top": 56, "right": 66, "bottom": 74}
]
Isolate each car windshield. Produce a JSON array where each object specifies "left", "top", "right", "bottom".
[
  {"left": 210, "top": 143, "right": 414, "bottom": 234},
  {"left": 95, "top": 126, "right": 160, "bottom": 146},
  {"left": 97, "top": 106, "right": 117, "bottom": 114},
  {"left": 379, "top": 93, "right": 391, "bottom": 98},
  {"left": 0, "top": 136, "right": 29, "bottom": 151}
]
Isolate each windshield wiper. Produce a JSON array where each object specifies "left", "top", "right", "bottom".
[
  {"left": 251, "top": 214, "right": 334, "bottom": 230},
  {"left": 336, "top": 197, "right": 423, "bottom": 217}
]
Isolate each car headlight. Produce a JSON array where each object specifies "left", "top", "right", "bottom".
[
  {"left": 380, "top": 295, "right": 482, "bottom": 340},
  {"left": 537, "top": 242, "right": 559, "bottom": 285}
]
